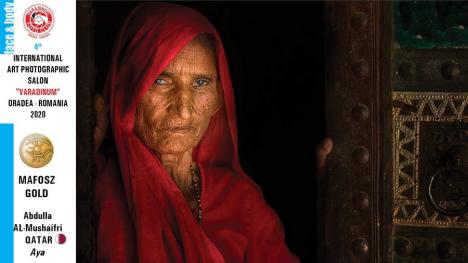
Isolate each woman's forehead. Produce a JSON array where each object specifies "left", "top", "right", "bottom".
[{"left": 162, "top": 37, "right": 218, "bottom": 77}]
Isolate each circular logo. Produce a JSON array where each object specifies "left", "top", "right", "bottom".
[
  {"left": 19, "top": 133, "right": 54, "bottom": 168},
  {"left": 428, "top": 167, "right": 468, "bottom": 216},
  {"left": 23, "top": 4, "right": 54, "bottom": 38},
  {"left": 55, "top": 233, "right": 66, "bottom": 245}
]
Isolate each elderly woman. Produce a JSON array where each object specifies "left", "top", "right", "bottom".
[{"left": 94, "top": 3, "right": 332, "bottom": 263}]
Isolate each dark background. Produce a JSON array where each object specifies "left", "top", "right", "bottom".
[{"left": 93, "top": 2, "right": 324, "bottom": 262}]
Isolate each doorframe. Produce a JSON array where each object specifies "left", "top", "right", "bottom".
[{"left": 324, "top": 1, "right": 393, "bottom": 262}]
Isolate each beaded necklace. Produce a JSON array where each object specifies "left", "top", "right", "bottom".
[{"left": 190, "top": 165, "right": 202, "bottom": 223}]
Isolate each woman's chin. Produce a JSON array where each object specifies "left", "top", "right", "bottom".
[{"left": 153, "top": 140, "right": 197, "bottom": 155}]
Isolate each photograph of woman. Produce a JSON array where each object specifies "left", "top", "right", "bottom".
[{"left": 91, "top": 2, "right": 330, "bottom": 262}]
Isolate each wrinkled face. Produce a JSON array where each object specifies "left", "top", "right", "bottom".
[{"left": 134, "top": 36, "right": 221, "bottom": 154}]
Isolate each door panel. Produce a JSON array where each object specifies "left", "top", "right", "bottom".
[
  {"left": 392, "top": 92, "right": 468, "bottom": 261},
  {"left": 391, "top": 2, "right": 468, "bottom": 262}
]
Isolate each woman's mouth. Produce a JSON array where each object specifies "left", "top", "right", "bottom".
[{"left": 163, "top": 126, "right": 194, "bottom": 134}]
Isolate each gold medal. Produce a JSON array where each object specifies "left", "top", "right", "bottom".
[{"left": 19, "top": 133, "right": 54, "bottom": 168}]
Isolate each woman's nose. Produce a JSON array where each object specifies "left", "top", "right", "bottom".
[{"left": 174, "top": 86, "right": 192, "bottom": 120}]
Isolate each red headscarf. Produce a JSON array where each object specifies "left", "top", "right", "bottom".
[{"left": 95, "top": 3, "right": 300, "bottom": 262}]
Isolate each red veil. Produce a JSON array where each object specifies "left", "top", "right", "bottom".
[{"left": 95, "top": 3, "right": 300, "bottom": 262}]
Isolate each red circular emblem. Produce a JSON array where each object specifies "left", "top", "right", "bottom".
[
  {"left": 56, "top": 233, "right": 67, "bottom": 245},
  {"left": 23, "top": 4, "right": 54, "bottom": 38}
]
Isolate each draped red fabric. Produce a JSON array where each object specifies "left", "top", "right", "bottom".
[{"left": 95, "top": 3, "right": 300, "bottom": 262}]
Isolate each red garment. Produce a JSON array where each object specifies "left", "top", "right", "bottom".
[{"left": 95, "top": 3, "right": 300, "bottom": 263}]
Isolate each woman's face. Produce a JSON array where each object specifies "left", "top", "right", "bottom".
[{"left": 134, "top": 36, "right": 221, "bottom": 154}]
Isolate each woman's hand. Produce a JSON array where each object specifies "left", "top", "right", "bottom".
[
  {"left": 315, "top": 138, "right": 332, "bottom": 263},
  {"left": 315, "top": 137, "right": 333, "bottom": 177},
  {"left": 94, "top": 94, "right": 109, "bottom": 152}
]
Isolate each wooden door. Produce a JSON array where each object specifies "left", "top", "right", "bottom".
[{"left": 325, "top": 1, "right": 468, "bottom": 262}]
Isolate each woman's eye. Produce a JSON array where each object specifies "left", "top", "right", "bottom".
[
  {"left": 194, "top": 79, "right": 210, "bottom": 88},
  {"left": 155, "top": 78, "right": 168, "bottom": 85}
]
